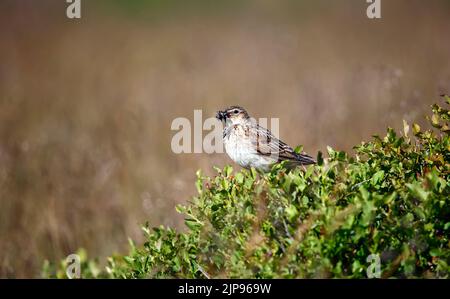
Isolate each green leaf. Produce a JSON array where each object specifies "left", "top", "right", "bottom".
[
  {"left": 371, "top": 170, "right": 385, "bottom": 185},
  {"left": 406, "top": 183, "right": 429, "bottom": 201},
  {"left": 285, "top": 205, "right": 299, "bottom": 222},
  {"left": 294, "top": 145, "right": 304, "bottom": 154},
  {"left": 327, "top": 146, "right": 335, "bottom": 157},
  {"left": 224, "top": 165, "right": 233, "bottom": 177},
  {"left": 403, "top": 119, "right": 410, "bottom": 137},
  {"left": 444, "top": 222, "right": 450, "bottom": 230},
  {"left": 235, "top": 172, "right": 244, "bottom": 184},
  {"left": 359, "top": 186, "right": 370, "bottom": 201},
  {"left": 305, "top": 165, "right": 314, "bottom": 179},
  {"left": 430, "top": 248, "right": 442, "bottom": 257},
  {"left": 412, "top": 123, "right": 421, "bottom": 135},
  {"left": 184, "top": 218, "right": 203, "bottom": 231}
]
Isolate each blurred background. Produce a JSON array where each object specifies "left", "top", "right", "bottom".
[{"left": 0, "top": 0, "right": 449, "bottom": 278}]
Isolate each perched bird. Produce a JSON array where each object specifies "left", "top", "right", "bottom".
[{"left": 216, "top": 106, "right": 315, "bottom": 172}]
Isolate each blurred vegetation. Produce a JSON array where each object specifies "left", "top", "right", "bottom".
[
  {"left": 97, "top": 0, "right": 246, "bottom": 16},
  {"left": 1, "top": 0, "right": 449, "bottom": 277},
  {"left": 45, "top": 98, "right": 449, "bottom": 278}
]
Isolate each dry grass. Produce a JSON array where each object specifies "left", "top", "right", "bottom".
[{"left": 0, "top": 0, "right": 449, "bottom": 277}]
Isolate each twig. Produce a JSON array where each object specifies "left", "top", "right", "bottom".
[
  {"left": 351, "top": 179, "right": 371, "bottom": 191},
  {"left": 197, "top": 264, "right": 211, "bottom": 279}
]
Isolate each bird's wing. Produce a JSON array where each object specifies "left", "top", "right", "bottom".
[{"left": 249, "top": 124, "right": 316, "bottom": 165}]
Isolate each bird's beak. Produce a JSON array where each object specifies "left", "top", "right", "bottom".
[{"left": 216, "top": 110, "right": 226, "bottom": 121}]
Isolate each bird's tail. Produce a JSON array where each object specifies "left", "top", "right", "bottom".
[{"left": 294, "top": 153, "right": 316, "bottom": 165}]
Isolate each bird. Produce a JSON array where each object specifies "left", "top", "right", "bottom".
[{"left": 216, "top": 106, "right": 315, "bottom": 172}]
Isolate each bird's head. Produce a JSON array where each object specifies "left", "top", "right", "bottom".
[{"left": 216, "top": 106, "right": 249, "bottom": 125}]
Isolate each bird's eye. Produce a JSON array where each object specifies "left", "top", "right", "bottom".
[{"left": 233, "top": 109, "right": 239, "bottom": 114}]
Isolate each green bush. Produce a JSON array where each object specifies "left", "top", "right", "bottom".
[{"left": 44, "top": 98, "right": 450, "bottom": 279}]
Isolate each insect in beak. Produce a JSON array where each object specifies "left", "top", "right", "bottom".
[{"left": 216, "top": 110, "right": 226, "bottom": 121}]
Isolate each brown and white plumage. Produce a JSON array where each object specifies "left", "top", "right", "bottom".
[{"left": 216, "top": 106, "right": 315, "bottom": 171}]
